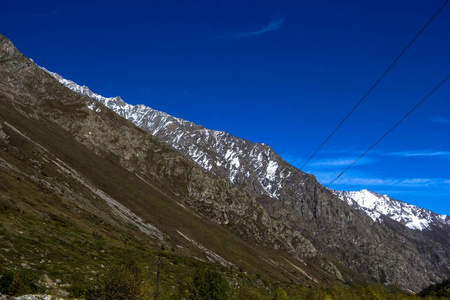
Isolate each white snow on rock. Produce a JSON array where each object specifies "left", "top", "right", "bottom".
[
  {"left": 44, "top": 68, "right": 291, "bottom": 199},
  {"left": 333, "top": 189, "right": 449, "bottom": 231},
  {"left": 266, "top": 161, "right": 278, "bottom": 181}
]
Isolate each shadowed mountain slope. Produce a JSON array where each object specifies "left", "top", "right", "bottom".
[
  {"left": 0, "top": 34, "right": 353, "bottom": 290},
  {"left": 43, "top": 43, "right": 450, "bottom": 291}
]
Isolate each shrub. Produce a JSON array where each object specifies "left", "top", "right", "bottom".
[
  {"left": 185, "top": 267, "right": 229, "bottom": 300},
  {"left": 0, "top": 269, "right": 39, "bottom": 296},
  {"left": 0, "top": 270, "right": 14, "bottom": 294},
  {"left": 230, "top": 285, "right": 263, "bottom": 300},
  {"left": 69, "top": 260, "right": 159, "bottom": 300},
  {"left": 274, "top": 287, "right": 288, "bottom": 300},
  {"left": 101, "top": 260, "right": 146, "bottom": 300}
]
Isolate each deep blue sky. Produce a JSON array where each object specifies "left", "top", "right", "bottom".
[{"left": 1, "top": 0, "right": 449, "bottom": 214}]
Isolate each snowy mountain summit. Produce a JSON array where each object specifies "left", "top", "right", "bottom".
[
  {"left": 333, "top": 189, "right": 449, "bottom": 231},
  {"left": 45, "top": 69, "right": 449, "bottom": 232}
]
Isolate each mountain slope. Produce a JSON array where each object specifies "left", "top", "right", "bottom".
[
  {"left": 40, "top": 69, "right": 290, "bottom": 200},
  {"left": 42, "top": 59, "right": 450, "bottom": 291},
  {"left": 0, "top": 33, "right": 359, "bottom": 292}
]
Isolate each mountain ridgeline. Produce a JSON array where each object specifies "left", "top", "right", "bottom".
[
  {"left": 0, "top": 34, "right": 449, "bottom": 293},
  {"left": 45, "top": 60, "right": 450, "bottom": 291}
]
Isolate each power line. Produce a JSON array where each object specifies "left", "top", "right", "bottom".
[
  {"left": 326, "top": 75, "right": 449, "bottom": 188},
  {"left": 300, "top": 0, "right": 449, "bottom": 170}
]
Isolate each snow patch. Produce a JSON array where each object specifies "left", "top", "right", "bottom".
[{"left": 334, "top": 189, "right": 448, "bottom": 231}]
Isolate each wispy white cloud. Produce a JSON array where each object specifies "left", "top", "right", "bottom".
[
  {"left": 309, "top": 156, "right": 376, "bottom": 168},
  {"left": 281, "top": 153, "right": 376, "bottom": 171},
  {"left": 222, "top": 18, "right": 284, "bottom": 38},
  {"left": 311, "top": 171, "right": 450, "bottom": 188},
  {"left": 330, "top": 176, "right": 448, "bottom": 188},
  {"left": 388, "top": 150, "right": 450, "bottom": 157},
  {"left": 317, "top": 146, "right": 450, "bottom": 159}
]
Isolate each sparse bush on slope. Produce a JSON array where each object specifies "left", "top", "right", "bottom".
[{"left": 0, "top": 267, "right": 40, "bottom": 296}]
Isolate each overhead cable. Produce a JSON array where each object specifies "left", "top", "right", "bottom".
[
  {"left": 326, "top": 75, "right": 449, "bottom": 187},
  {"left": 300, "top": 0, "right": 449, "bottom": 170}
]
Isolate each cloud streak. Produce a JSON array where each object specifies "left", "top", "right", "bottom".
[
  {"left": 281, "top": 153, "right": 377, "bottom": 172},
  {"left": 309, "top": 146, "right": 450, "bottom": 159},
  {"left": 388, "top": 150, "right": 450, "bottom": 157},
  {"left": 309, "top": 156, "right": 376, "bottom": 168},
  {"left": 223, "top": 18, "right": 284, "bottom": 38},
  {"left": 311, "top": 171, "right": 450, "bottom": 188},
  {"left": 334, "top": 176, "right": 448, "bottom": 188}
]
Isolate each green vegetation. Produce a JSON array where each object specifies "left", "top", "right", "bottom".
[
  {"left": 80, "top": 260, "right": 154, "bottom": 300},
  {"left": 183, "top": 267, "right": 229, "bottom": 300},
  {"left": 2, "top": 255, "right": 450, "bottom": 299},
  {"left": 418, "top": 278, "right": 450, "bottom": 298},
  {"left": 0, "top": 266, "right": 41, "bottom": 296}
]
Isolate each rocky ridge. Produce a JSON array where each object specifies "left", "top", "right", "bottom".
[
  {"left": 42, "top": 69, "right": 290, "bottom": 200},
  {"left": 45, "top": 69, "right": 449, "bottom": 234}
]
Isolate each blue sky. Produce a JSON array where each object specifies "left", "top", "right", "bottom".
[{"left": 1, "top": 0, "right": 449, "bottom": 214}]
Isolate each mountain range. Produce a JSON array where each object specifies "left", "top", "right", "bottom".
[
  {"left": 0, "top": 34, "right": 449, "bottom": 294},
  {"left": 45, "top": 68, "right": 450, "bottom": 232}
]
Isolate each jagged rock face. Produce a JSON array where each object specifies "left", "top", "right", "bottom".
[{"left": 13, "top": 34, "right": 449, "bottom": 290}]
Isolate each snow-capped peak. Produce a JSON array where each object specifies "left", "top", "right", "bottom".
[{"left": 333, "top": 189, "right": 449, "bottom": 231}]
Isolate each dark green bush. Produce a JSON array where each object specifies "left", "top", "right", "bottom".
[
  {"left": 72, "top": 259, "right": 156, "bottom": 300},
  {"left": 419, "top": 278, "right": 450, "bottom": 298},
  {"left": 0, "top": 270, "right": 14, "bottom": 294},
  {"left": 0, "top": 269, "right": 39, "bottom": 296},
  {"left": 185, "top": 267, "right": 229, "bottom": 300},
  {"left": 101, "top": 260, "right": 145, "bottom": 300}
]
